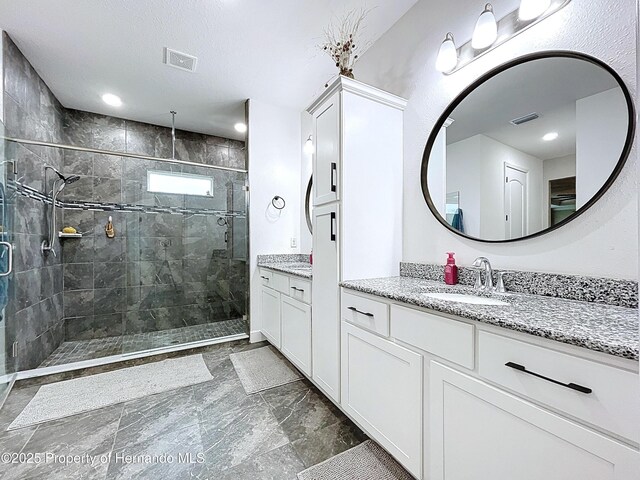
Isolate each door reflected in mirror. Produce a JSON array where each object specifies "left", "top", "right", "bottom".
[{"left": 423, "top": 52, "right": 634, "bottom": 242}]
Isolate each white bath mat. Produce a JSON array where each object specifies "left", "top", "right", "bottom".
[
  {"left": 8, "top": 354, "right": 213, "bottom": 430},
  {"left": 297, "top": 441, "right": 413, "bottom": 480},
  {"left": 230, "top": 346, "right": 303, "bottom": 394}
]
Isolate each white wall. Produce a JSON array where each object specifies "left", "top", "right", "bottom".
[
  {"left": 248, "top": 99, "right": 301, "bottom": 340},
  {"left": 300, "top": 111, "right": 313, "bottom": 253},
  {"left": 446, "top": 134, "right": 543, "bottom": 239},
  {"left": 354, "top": 0, "right": 637, "bottom": 279},
  {"left": 543, "top": 154, "right": 576, "bottom": 227},
  {"left": 446, "top": 136, "right": 482, "bottom": 237},
  {"left": 428, "top": 126, "right": 447, "bottom": 217},
  {"left": 576, "top": 87, "right": 629, "bottom": 209}
]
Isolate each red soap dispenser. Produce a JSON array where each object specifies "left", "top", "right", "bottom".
[{"left": 444, "top": 252, "right": 458, "bottom": 285}]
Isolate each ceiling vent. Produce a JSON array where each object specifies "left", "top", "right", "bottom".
[
  {"left": 164, "top": 48, "right": 198, "bottom": 73},
  {"left": 510, "top": 112, "right": 539, "bottom": 126}
]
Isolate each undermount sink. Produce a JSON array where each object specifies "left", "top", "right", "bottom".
[{"left": 423, "top": 292, "right": 509, "bottom": 306}]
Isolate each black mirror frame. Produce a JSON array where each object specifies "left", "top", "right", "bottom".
[
  {"left": 305, "top": 176, "right": 313, "bottom": 234},
  {"left": 420, "top": 50, "right": 636, "bottom": 243}
]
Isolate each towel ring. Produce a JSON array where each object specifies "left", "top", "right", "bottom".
[{"left": 271, "top": 196, "right": 286, "bottom": 210}]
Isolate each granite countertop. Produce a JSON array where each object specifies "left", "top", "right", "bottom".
[
  {"left": 259, "top": 262, "right": 312, "bottom": 279},
  {"left": 340, "top": 276, "right": 639, "bottom": 360}
]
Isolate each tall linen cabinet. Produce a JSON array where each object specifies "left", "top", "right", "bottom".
[{"left": 307, "top": 76, "right": 406, "bottom": 403}]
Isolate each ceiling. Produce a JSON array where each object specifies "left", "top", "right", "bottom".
[
  {"left": 0, "top": 0, "right": 417, "bottom": 140},
  {"left": 446, "top": 56, "right": 622, "bottom": 160}
]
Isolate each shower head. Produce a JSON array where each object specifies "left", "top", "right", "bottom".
[
  {"left": 44, "top": 165, "right": 80, "bottom": 185},
  {"left": 64, "top": 175, "right": 81, "bottom": 185}
]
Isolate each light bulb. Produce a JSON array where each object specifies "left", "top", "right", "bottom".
[
  {"left": 519, "top": 0, "right": 551, "bottom": 21},
  {"left": 472, "top": 4, "right": 498, "bottom": 50},
  {"left": 435, "top": 33, "right": 458, "bottom": 73},
  {"left": 102, "top": 93, "right": 122, "bottom": 107},
  {"left": 234, "top": 122, "right": 247, "bottom": 133},
  {"left": 303, "top": 135, "right": 314, "bottom": 155}
]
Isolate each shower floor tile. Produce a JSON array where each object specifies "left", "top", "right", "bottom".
[{"left": 39, "top": 318, "right": 248, "bottom": 368}]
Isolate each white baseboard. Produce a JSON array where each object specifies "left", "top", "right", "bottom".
[{"left": 250, "top": 330, "right": 266, "bottom": 343}]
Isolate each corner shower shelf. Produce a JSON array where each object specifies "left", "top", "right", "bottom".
[{"left": 58, "top": 232, "right": 82, "bottom": 239}]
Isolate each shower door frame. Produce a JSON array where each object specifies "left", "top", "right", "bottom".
[{"left": 4, "top": 136, "right": 251, "bottom": 381}]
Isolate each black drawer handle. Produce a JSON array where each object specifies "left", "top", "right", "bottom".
[
  {"left": 260, "top": 276, "right": 270, "bottom": 281},
  {"left": 330, "top": 162, "right": 337, "bottom": 192},
  {"left": 347, "top": 306, "right": 374, "bottom": 317},
  {"left": 291, "top": 287, "right": 304, "bottom": 292},
  {"left": 330, "top": 212, "right": 336, "bottom": 242},
  {"left": 505, "top": 362, "right": 592, "bottom": 394}
]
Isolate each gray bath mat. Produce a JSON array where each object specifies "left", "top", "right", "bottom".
[
  {"left": 9, "top": 354, "right": 213, "bottom": 430},
  {"left": 230, "top": 345, "right": 303, "bottom": 394},
  {"left": 297, "top": 440, "right": 413, "bottom": 480}
]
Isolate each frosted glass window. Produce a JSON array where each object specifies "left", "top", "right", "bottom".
[{"left": 147, "top": 170, "right": 213, "bottom": 196}]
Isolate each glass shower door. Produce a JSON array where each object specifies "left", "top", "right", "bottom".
[{"left": 0, "top": 120, "right": 15, "bottom": 400}]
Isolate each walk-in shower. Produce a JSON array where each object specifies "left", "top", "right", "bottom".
[{"left": 41, "top": 165, "right": 80, "bottom": 256}]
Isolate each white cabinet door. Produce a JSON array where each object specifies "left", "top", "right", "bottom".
[
  {"left": 430, "top": 362, "right": 639, "bottom": 480},
  {"left": 342, "top": 322, "right": 423, "bottom": 478},
  {"left": 312, "top": 203, "right": 340, "bottom": 402},
  {"left": 260, "top": 286, "right": 281, "bottom": 348},
  {"left": 313, "top": 91, "right": 340, "bottom": 205},
  {"left": 281, "top": 295, "right": 311, "bottom": 376}
]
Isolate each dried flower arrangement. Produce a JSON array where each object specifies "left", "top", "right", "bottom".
[{"left": 320, "top": 8, "right": 371, "bottom": 80}]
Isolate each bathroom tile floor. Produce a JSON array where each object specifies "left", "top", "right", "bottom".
[
  {"left": 39, "top": 318, "right": 248, "bottom": 368},
  {"left": 0, "top": 340, "right": 370, "bottom": 479}
]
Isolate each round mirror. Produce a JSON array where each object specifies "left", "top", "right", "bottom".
[
  {"left": 421, "top": 51, "right": 634, "bottom": 242},
  {"left": 305, "top": 176, "right": 313, "bottom": 234}
]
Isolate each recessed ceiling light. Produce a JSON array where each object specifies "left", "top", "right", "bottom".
[
  {"left": 102, "top": 93, "right": 122, "bottom": 107},
  {"left": 234, "top": 122, "right": 247, "bottom": 133},
  {"left": 542, "top": 132, "right": 558, "bottom": 142}
]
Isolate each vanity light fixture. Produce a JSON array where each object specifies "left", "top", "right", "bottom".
[
  {"left": 542, "top": 132, "right": 559, "bottom": 141},
  {"left": 101, "top": 93, "right": 122, "bottom": 107},
  {"left": 304, "top": 135, "right": 314, "bottom": 155},
  {"left": 234, "top": 122, "right": 247, "bottom": 133},
  {"left": 436, "top": 0, "right": 572, "bottom": 75},
  {"left": 472, "top": 4, "right": 498, "bottom": 50},
  {"left": 436, "top": 33, "right": 458, "bottom": 73},
  {"left": 519, "top": 0, "right": 552, "bottom": 21}
]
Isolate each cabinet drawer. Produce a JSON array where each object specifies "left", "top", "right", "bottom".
[
  {"left": 478, "top": 331, "right": 640, "bottom": 443},
  {"left": 341, "top": 291, "right": 389, "bottom": 336},
  {"left": 390, "top": 305, "right": 474, "bottom": 369},
  {"left": 259, "top": 269, "right": 289, "bottom": 294},
  {"left": 288, "top": 277, "right": 312, "bottom": 304},
  {"left": 258, "top": 268, "right": 273, "bottom": 286}
]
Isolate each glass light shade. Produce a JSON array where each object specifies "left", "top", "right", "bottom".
[
  {"left": 472, "top": 4, "right": 498, "bottom": 49},
  {"left": 519, "top": 0, "right": 552, "bottom": 21},
  {"left": 435, "top": 33, "right": 458, "bottom": 73},
  {"left": 303, "top": 136, "right": 314, "bottom": 154}
]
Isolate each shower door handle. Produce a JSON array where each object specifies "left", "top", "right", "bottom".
[{"left": 0, "top": 241, "right": 13, "bottom": 277}]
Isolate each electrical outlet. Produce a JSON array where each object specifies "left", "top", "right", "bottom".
[{"left": 290, "top": 237, "right": 297, "bottom": 248}]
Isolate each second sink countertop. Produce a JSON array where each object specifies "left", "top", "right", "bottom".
[{"left": 340, "top": 276, "right": 639, "bottom": 361}]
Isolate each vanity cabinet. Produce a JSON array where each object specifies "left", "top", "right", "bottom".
[
  {"left": 308, "top": 76, "right": 406, "bottom": 403},
  {"left": 281, "top": 295, "right": 312, "bottom": 376},
  {"left": 260, "top": 285, "right": 281, "bottom": 348},
  {"left": 339, "top": 288, "right": 640, "bottom": 479},
  {"left": 430, "top": 362, "right": 639, "bottom": 480},
  {"left": 259, "top": 268, "right": 312, "bottom": 375},
  {"left": 341, "top": 322, "right": 423, "bottom": 478}
]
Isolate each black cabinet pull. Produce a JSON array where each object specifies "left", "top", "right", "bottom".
[
  {"left": 291, "top": 286, "right": 304, "bottom": 292},
  {"left": 330, "top": 212, "right": 336, "bottom": 242},
  {"left": 260, "top": 276, "right": 270, "bottom": 281},
  {"left": 330, "top": 162, "right": 337, "bottom": 192},
  {"left": 505, "top": 362, "right": 592, "bottom": 394},
  {"left": 347, "top": 306, "right": 374, "bottom": 317}
]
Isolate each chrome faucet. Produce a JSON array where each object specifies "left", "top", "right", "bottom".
[{"left": 472, "top": 257, "right": 494, "bottom": 290}]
